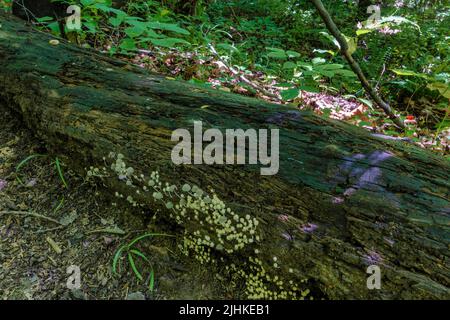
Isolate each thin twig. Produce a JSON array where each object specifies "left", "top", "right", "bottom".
[
  {"left": 0, "top": 210, "right": 62, "bottom": 225},
  {"left": 32, "top": 226, "right": 65, "bottom": 234},
  {"left": 86, "top": 227, "right": 126, "bottom": 235}
]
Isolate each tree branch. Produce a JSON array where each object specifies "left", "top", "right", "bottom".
[{"left": 310, "top": 0, "right": 405, "bottom": 129}]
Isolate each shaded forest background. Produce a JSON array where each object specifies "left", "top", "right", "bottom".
[{"left": 2, "top": 0, "right": 449, "bottom": 154}]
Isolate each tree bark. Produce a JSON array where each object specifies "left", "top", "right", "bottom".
[{"left": 0, "top": 13, "right": 449, "bottom": 299}]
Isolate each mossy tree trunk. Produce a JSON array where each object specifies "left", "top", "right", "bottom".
[{"left": 0, "top": 13, "right": 449, "bottom": 299}]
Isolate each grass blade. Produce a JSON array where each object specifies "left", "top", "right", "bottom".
[
  {"left": 16, "top": 154, "right": 46, "bottom": 172},
  {"left": 16, "top": 154, "right": 46, "bottom": 184},
  {"left": 128, "top": 233, "right": 174, "bottom": 247},
  {"left": 112, "top": 245, "right": 127, "bottom": 275},
  {"left": 128, "top": 252, "right": 143, "bottom": 281},
  {"left": 53, "top": 196, "right": 65, "bottom": 214},
  {"left": 129, "top": 249, "right": 151, "bottom": 264},
  {"left": 149, "top": 269, "right": 155, "bottom": 292},
  {"left": 55, "top": 157, "right": 68, "bottom": 188}
]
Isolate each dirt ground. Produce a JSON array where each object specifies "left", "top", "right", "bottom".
[{"left": 0, "top": 105, "right": 233, "bottom": 300}]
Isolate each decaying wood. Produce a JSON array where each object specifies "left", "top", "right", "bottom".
[{"left": 0, "top": 13, "right": 449, "bottom": 299}]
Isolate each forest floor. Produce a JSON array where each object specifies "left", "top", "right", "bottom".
[{"left": 0, "top": 105, "right": 236, "bottom": 300}]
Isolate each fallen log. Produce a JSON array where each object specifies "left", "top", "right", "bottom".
[{"left": 0, "top": 13, "right": 449, "bottom": 299}]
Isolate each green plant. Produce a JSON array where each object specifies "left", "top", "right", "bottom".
[
  {"left": 53, "top": 196, "right": 65, "bottom": 213},
  {"left": 15, "top": 154, "right": 47, "bottom": 184},
  {"left": 0, "top": 0, "right": 12, "bottom": 11},
  {"left": 264, "top": 47, "right": 357, "bottom": 99},
  {"left": 28, "top": 0, "right": 192, "bottom": 53},
  {"left": 112, "top": 232, "right": 174, "bottom": 291},
  {"left": 54, "top": 157, "right": 68, "bottom": 188},
  {"left": 16, "top": 154, "right": 68, "bottom": 188}
]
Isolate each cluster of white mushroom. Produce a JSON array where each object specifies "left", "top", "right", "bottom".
[{"left": 93, "top": 152, "right": 260, "bottom": 263}]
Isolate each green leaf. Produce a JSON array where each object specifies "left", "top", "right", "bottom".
[
  {"left": 427, "top": 82, "right": 450, "bottom": 100},
  {"left": 149, "top": 269, "right": 155, "bottom": 291},
  {"left": 150, "top": 37, "right": 190, "bottom": 48},
  {"left": 356, "top": 29, "right": 374, "bottom": 36},
  {"left": 54, "top": 196, "right": 66, "bottom": 215},
  {"left": 312, "top": 57, "right": 326, "bottom": 65},
  {"left": 146, "top": 22, "right": 190, "bottom": 35},
  {"left": 80, "top": 0, "right": 96, "bottom": 7},
  {"left": 83, "top": 21, "right": 97, "bottom": 34},
  {"left": 297, "top": 61, "right": 312, "bottom": 70},
  {"left": 16, "top": 154, "right": 46, "bottom": 185},
  {"left": 436, "top": 118, "right": 450, "bottom": 131},
  {"left": 357, "top": 98, "right": 373, "bottom": 109},
  {"left": 119, "top": 38, "right": 137, "bottom": 51},
  {"left": 313, "top": 67, "right": 335, "bottom": 78},
  {"left": 137, "top": 30, "right": 164, "bottom": 41},
  {"left": 128, "top": 252, "right": 143, "bottom": 281},
  {"left": 55, "top": 157, "right": 68, "bottom": 188},
  {"left": 36, "top": 16, "right": 54, "bottom": 23},
  {"left": 344, "top": 35, "right": 357, "bottom": 55},
  {"left": 320, "top": 32, "right": 340, "bottom": 50},
  {"left": 358, "top": 121, "right": 372, "bottom": 127},
  {"left": 281, "top": 88, "right": 300, "bottom": 101},
  {"left": 112, "top": 245, "right": 127, "bottom": 275},
  {"left": 334, "top": 69, "right": 357, "bottom": 78},
  {"left": 266, "top": 47, "right": 287, "bottom": 60},
  {"left": 130, "top": 249, "right": 151, "bottom": 264},
  {"left": 128, "top": 233, "right": 174, "bottom": 247},
  {"left": 124, "top": 25, "right": 145, "bottom": 38},
  {"left": 379, "top": 16, "right": 421, "bottom": 31},
  {"left": 16, "top": 154, "right": 46, "bottom": 172},
  {"left": 286, "top": 50, "right": 301, "bottom": 58},
  {"left": 95, "top": 5, "right": 127, "bottom": 16},
  {"left": 322, "top": 108, "right": 332, "bottom": 118},
  {"left": 109, "top": 15, "right": 125, "bottom": 28},
  {"left": 217, "top": 43, "right": 239, "bottom": 52},
  {"left": 282, "top": 61, "right": 297, "bottom": 69},
  {"left": 108, "top": 46, "right": 117, "bottom": 56},
  {"left": 391, "top": 69, "right": 427, "bottom": 78},
  {"left": 317, "top": 64, "right": 344, "bottom": 70},
  {"left": 47, "top": 21, "right": 61, "bottom": 35}
]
